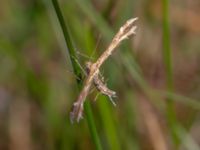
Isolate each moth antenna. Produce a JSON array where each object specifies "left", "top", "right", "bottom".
[
  {"left": 89, "top": 34, "right": 102, "bottom": 61},
  {"left": 76, "top": 50, "right": 94, "bottom": 60},
  {"left": 71, "top": 55, "right": 87, "bottom": 76}
]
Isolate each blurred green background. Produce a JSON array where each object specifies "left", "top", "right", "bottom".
[{"left": 0, "top": 0, "right": 200, "bottom": 150}]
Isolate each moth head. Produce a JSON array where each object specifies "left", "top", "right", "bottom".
[{"left": 85, "top": 61, "right": 93, "bottom": 74}]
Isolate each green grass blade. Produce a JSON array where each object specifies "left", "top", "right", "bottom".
[
  {"left": 176, "top": 125, "right": 200, "bottom": 150},
  {"left": 51, "top": 0, "right": 102, "bottom": 149},
  {"left": 84, "top": 102, "right": 102, "bottom": 150},
  {"left": 51, "top": 0, "right": 82, "bottom": 87},
  {"left": 97, "top": 97, "right": 121, "bottom": 150},
  {"left": 162, "top": 0, "right": 180, "bottom": 146},
  {"left": 157, "top": 90, "right": 200, "bottom": 110}
]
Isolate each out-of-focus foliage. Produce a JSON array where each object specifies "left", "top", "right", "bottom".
[{"left": 0, "top": 0, "right": 200, "bottom": 150}]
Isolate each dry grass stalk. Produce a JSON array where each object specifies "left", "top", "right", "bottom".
[
  {"left": 70, "top": 18, "right": 138, "bottom": 123},
  {"left": 139, "top": 95, "right": 168, "bottom": 150}
]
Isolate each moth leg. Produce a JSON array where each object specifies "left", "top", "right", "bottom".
[
  {"left": 71, "top": 56, "right": 87, "bottom": 76},
  {"left": 94, "top": 92, "right": 101, "bottom": 102},
  {"left": 108, "top": 95, "right": 116, "bottom": 107},
  {"left": 89, "top": 86, "right": 96, "bottom": 94}
]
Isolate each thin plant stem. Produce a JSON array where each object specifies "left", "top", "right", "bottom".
[
  {"left": 162, "top": 0, "right": 179, "bottom": 147},
  {"left": 51, "top": 0, "right": 102, "bottom": 149},
  {"left": 51, "top": 0, "right": 82, "bottom": 87}
]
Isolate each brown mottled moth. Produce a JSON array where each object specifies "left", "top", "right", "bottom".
[
  {"left": 85, "top": 61, "right": 116, "bottom": 105},
  {"left": 70, "top": 18, "right": 138, "bottom": 123}
]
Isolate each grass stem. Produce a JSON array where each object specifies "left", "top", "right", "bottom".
[
  {"left": 162, "top": 0, "right": 180, "bottom": 147},
  {"left": 51, "top": 0, "right": 102, "bottom": 149}
]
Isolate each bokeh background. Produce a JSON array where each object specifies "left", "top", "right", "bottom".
[{"left": 0, "top": 0, "right": 200, "bottom": 150}]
